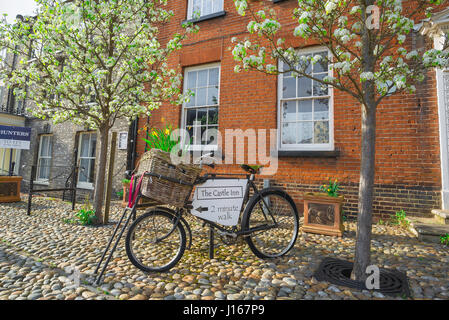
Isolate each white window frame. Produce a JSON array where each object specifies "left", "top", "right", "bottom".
[
  {"left": 187, "top": 0, "right": 224, "bottom": 20},
  {"left": 77, "top": 131, "right": 96, "bottom": 190},
  {"left": 35, "top": 134, "right": 52, "bottom": 184},
  {"left": 277, "top": 46, "right": 334, "bottom": 152},
  {"left": 181, "top": 62, "right": 221, "bottom": 152}
]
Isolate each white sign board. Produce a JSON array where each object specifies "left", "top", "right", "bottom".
[
  {"left": 191, "top": 179, "right": 248, "bottom": 226},
  {"left": 118, "top": 132, "right": 128, "bottom": 150}
]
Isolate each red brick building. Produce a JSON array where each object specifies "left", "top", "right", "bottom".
[{"left": 136, "top": 0, "right": 449, "bottom": 219}]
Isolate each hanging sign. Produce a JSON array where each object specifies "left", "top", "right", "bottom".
[
  {"left": 0, "top": 125, "right": 31, "bottom": 150},
  {"left": 191, "top": 179, "right": 248, "bottom": 226}
]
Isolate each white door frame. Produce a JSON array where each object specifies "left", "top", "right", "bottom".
[
  {"left": 435, "top": 29, "right": 449, "bottom": 210},
  {"left": 436, "top": 68, "right": 449, "bottom": 209}
]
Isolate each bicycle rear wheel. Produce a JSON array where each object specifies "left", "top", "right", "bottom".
[
  {"left": 241, "top": 188, "right": 299, "bottom": 259},
  {"left": 125, "top": 209, "right": 186, "bottom": 272}
]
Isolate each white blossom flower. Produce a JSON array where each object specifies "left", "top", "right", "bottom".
[
  {"left": 276, "top": 38, "right": 285, "bottom": 46},
  {"left": 266, "top": 64, "right": 277, "bottom": 73},
  {"left": 325, "top": 0, "right": 338, "bottom": 14},
  {"left": 294, "top": 24, "right": 309, "bottom": 37},
  {"left": 405, "top": 51, "right": 417, "bottom": 60},
  {"left": 350, "top": 5, "right": 361, "bottom": 14},
  {"left": 360, "top": 72, "right": 375, "bottom": 81},
  {"left": 397, "top": 34, "right": 406, "bottom": 44}
]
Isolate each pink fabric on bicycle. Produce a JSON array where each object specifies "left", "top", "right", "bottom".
[
  {"left": 128, "top": 173, "right": 146, "bottom": 208},
  {"left": 128, "top": 175, "right": 134, "bottom": 207}
]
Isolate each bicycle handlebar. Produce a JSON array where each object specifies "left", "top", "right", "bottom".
[
  {"left": 195, "top": 151, "right": 225, "bottom": 168},
  {"left": 177, "top": 150, "right": 225, "bottom": 168}
]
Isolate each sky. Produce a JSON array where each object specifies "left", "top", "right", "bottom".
[{"left": 0, "top": 0, "right": 39, "bottom": 23}]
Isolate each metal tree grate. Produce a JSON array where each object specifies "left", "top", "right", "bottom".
[{"left": 313, "top": 257, "right": 411, "bottom": 298}]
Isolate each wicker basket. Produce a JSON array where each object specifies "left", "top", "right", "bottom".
[{"left": 136, "top": 148, "right": 202, "bottom": 207}]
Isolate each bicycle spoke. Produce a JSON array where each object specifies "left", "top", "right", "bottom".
[
  {"left": 126, "top": 211, "right": 186, "bottom": 272},
  {"left": 245, "top": 191, "right": 298, "bottom": 258}
]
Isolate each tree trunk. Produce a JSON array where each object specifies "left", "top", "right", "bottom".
[
  {"left": 351, "top": 102, "right": 376, "bottom": 281},
  {"left": 351, "top": 1, "right": 377, "bottom": 281},
  {"left": 93, "top": 124, "right": 109, "bottom": 224}
]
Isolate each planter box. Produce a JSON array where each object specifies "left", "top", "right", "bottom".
[
  {"left": 0, "top": 176, "right": 22, "bottom": 203},
  {"left": 302, "top": 192, "right": 344, "bottom": 237}
]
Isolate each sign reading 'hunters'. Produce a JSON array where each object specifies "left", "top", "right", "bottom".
[
  {"left": 0, "top": 125, "right": 31, "bottom": 150},
  {"left": 191, "top": 179, "right": 248, "bottom": 226}
]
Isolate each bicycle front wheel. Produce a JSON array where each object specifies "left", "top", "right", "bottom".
[
  {"left": 125, "top": 209, "right": 186, "bottom": 272},
  {"left": 241, "top": 188, "right": 299, "bottom": 259}
]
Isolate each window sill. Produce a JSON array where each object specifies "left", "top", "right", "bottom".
[
  {"left": 77, "top": 184, "right": 94, "bottom": 190},
  {"left": 33, "top": 180, "right": 49, "bottom": 186},
  {"left": 187, "top": 145, "right": 219, "bottom": 152},
  {"left": 182, "top": 11, "right": 226, "bottom": 25},
  {"left": 277, "top": 150, "right": 340, "bottom": 158}
]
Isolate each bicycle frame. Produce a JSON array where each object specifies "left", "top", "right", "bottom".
[
  {"left": 178, "top": 171, "right": 279, "bottom": 239},
  {"left": 94, "top": 166, "right": 285, "bottom": 284}
]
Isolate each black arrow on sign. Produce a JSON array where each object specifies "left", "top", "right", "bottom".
[{"left": 195, "top": 206, "right": 208, "bottom": 213}]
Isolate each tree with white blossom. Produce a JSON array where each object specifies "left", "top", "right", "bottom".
[
  {"left": 0, "top": 0, "right": 197, "bottom": 223},
  {"left": 231, "top": 0, "right": 447, "bottom": 280}
]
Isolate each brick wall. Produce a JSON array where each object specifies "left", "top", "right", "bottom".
[
  {"left": 136, "top": 0, "right": 443, "bottom": 218},
  {"left": 253, "top": 179, "right": 441, "bottom": 219}
]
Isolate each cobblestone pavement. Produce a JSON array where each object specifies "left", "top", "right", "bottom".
[{"left": 0, "top": 197, "right": 448, "bottom": 300}]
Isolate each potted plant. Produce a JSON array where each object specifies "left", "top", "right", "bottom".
[
  {"left": 302, "top": 179, "right": 345, "bottom": 237},
  {"left": 142, "top": 123, "right": 179, "bottom": 153},
  {"left": 121, "top": 178, "right": 131, "bottom": 207}
]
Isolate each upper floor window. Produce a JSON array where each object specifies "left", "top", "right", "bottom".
[
  {"left": 30, "top": 40, "right": 44, "bottom": 60},
  {"left": 278, "top": 47, "right": 333, "bottom": 151},
  {"left": 0, "top": 49, "right": 6, "bottom": 105},
  {"left": 187, "top": 0, "right": 224, "bottom": 20},
  {"left": 0, "top": 79, "right": 5, "bottom": 109},
  {"left": 0, "top": 48, "right": 6, "bottom": 68},
  {"left": 182, "top": 63, "right": 220, "bottom": 150}
]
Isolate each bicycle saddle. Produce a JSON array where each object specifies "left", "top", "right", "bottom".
[{"left": 240, "top": 164, "right": 263, "bottom": 174}]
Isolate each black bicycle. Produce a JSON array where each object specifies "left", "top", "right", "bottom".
[{"left": 124, "top": 153, "right": 299, "bottom": 273}]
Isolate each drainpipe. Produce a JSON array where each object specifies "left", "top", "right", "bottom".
[
  {"left": 145, "top": 116, "right": 150, "bottom": 152},
  {"left": 125, "top": 117, "right": 139, "bottom": 179},
  {"left": 6, "top": 46, "right": 18, "bottom": 112}
]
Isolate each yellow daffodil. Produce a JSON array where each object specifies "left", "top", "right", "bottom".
[
  {"left": 165, "top": 128, "right": 170, "bottom": 135},
  {"left": 152, "top": 131, "right": 158, "bottom": 137}
]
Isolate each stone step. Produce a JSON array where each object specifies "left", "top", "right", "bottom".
[
  {"left": 432, "top": 209, "right": 449, "bottom": 225},
  {"left": 407, "top": 217, "right": 449, "bottom": 244}
]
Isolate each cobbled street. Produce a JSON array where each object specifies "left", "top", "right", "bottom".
[{"left": 0, "top": 197, "right": 448, "bottom": 300}]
